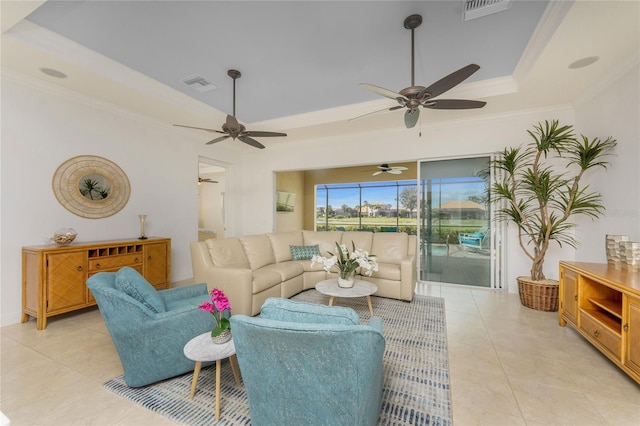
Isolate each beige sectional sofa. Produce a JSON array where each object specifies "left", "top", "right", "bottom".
[{"left": 190, "top": 230, "right": 417, "bottom": 316}]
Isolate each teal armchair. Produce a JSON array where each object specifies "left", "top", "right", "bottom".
[
  {"left": 87, "top": 267, "right": 217, "bottom": 387},
  {"left": 230, "top": 297, "right": 385, "bottom": 426}
]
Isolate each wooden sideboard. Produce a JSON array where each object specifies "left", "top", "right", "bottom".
[
  {"left": 559, "top": 261, "right": 640, "bottom": 384},
  {"left": 22, "top": 237, "right": 171, "bottom": 330}
]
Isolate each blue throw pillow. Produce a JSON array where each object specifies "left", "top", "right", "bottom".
[
  {"left": 289, "top": 244, "right": 320, "bottom": 260},
  {"left": 115, "top": 267, "right": 165, "bottom": 313}
]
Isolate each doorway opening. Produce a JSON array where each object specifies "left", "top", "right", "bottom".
[{"left": 198, "top": 157, "right": 227, "bottom": 240}]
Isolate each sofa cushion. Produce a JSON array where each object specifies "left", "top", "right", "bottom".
[
  {"left": 206, "top": 238, "right": 250, "bottom": 268},
  {"left": 241, "top": 235, "right": 276, "bottom": 270},
  {"left": 371, "top": 232, "right": 409, "bottom": 263},
  {"left": 289, "top": 245, "right": 320, "bottom": 260},
  {"left": 371, "top": 263, "right": 401, "bottom": 281},
  {"left": 252, "top": 269, "right": 283, "bottom": 294},
  {"left": 260, "top": 298, "right": 360, "bottom": 325},
  {"left": 302, "top": 231, "right": 344, "bottom": 257},
  {"left": 267, "top": 231, "right": 303, "bottom": 263},
  {"left": 115, "top": 267, "right": 165, "bottom": 313},
  {"left": 294, "top": 258, "right": 328, "bottom": 272},
  {"left": 262, "top": 262, "right": 304, "bottom": 281},
  {"left": 340, "top": 231, "right": 373, "bottom": 254}
]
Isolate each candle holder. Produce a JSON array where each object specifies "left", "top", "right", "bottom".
[{"left": 138, "top": 215, "right": 148, "bottom": 240}]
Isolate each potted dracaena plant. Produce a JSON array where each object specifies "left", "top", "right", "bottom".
[{"left": 491, "top": 119, "right": 616, "bottom": 311}]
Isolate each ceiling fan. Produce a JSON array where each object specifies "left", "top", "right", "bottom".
[
  {"left": 174, "top": 69, "right": 287, "bottom": 149},
  {"left": 373, "top": 164, "right": 408, "bottom": 176},
  {"left": 198, "top": 177, "right": 218, "bottom": 184},
  {"left": 355, "top": 14, "right": 487, "bottom": 129}
]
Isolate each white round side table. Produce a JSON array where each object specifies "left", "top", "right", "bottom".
[{"left": 183, "top": 332, "right": 242, "bottom": 420}]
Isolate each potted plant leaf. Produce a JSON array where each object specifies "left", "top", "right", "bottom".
[{"left": 492, "top": 119, "right": 616, "bottom": 311}]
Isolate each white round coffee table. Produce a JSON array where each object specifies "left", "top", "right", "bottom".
[
  {"left": 183, "top": 332, "right": 242, "bottom": 420},
  {"left": 315, "top": 279, "right": 378, "bottom": 315}
]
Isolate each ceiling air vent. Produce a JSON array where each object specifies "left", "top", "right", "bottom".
[
  {"left": 463, "top": 0, "right": 512, "bottom": 21},
  {"left": 180, "top": 74, "right": 217, "bottom": 92}
]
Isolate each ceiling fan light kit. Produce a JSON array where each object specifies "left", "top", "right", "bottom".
[
  {"left": 174, "top": 69, "right": 287, "bottom": 149},
  {"left": 355, "top": 14, "right": 487, "bottom": 129}
]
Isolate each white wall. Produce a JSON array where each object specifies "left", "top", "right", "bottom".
[
  {"left": 574, "top": 63, "right": 640, "bottom": 260},
  {"left": 0, "top": 73, "right": 243, "bottom": 326}
]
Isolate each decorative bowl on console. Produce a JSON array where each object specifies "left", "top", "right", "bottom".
[{"left": 53, "top": 228, "right": 77, "bottom": 245}]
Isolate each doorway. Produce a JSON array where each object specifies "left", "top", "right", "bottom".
[
  {"left": 198, "top": 158, "right": 226, "bottom": 240},
  {"left": 418, "top": 156, "right": 499, "bottom": 288}
]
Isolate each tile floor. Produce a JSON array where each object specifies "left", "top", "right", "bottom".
[{"left": 1, "top": 283, "right": 639, "bottom": 425}]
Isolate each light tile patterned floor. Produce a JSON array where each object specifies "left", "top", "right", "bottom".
[{"left": 1, "top": 283, "right": 639, "bottom": 425}]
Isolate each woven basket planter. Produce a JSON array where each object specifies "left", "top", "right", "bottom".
[{"left": 517, "top": 276, "right": 559, "bottom": 312}]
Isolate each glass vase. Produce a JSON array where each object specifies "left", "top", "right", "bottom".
[
  {"left": 211, "top": 328, "right": 232, "bottom": 344},
  {"left": 138, "top": 214, "right": 148, "bottom": 240},
  {"left": 338, "top": 269, "right": 356, "bottom": 288}
]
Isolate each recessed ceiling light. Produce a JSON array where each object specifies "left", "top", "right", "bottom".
[
  {"left": 568, "top": 56, "right": 599, "bottom": 69},
  {"left": 40, "top": 67, "right": 68, "bottom": 78}
]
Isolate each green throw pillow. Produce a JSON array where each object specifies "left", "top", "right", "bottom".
[{"left": 289, "top": 244, "right": 320, "bottom": 260}]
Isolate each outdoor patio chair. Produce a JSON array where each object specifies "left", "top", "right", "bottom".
[{"left": 459, "top": 229, "right": 489, "bottom": 250}]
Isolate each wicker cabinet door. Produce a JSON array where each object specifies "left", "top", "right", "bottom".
[
  {"left": 46, "top": 251, "right": 87, "bottom": 313},
  {"left": 144, "top": 242, "right": 169, "bottom": 288},
  {"left": 624, "top": 296, "right": 640, "bottom": 376}
]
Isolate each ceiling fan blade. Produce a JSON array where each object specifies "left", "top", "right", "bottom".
[
  {"left": 238, "top": 135, "right": 265, "bottom": 149},
  {"left": 404, "top": 109, "right": 419, "bottom": 128},
  {"left": 424, "top": 99, "right": 487, "bottom": 110},
  {"left": 206, "top": 135, "right": 230, "bottom": 145},
  {"left": 349, "top": 106, "right": 402, "bottom": 122},
  {"left": 372, "top": 171, "right": 383, "bottom": 176},
  {"left": 173, "top": 124, "right": 224, "bottom": 134},
  {"left": 387, "top": 169, "right": 402, "bottom": 175},
  {"left": 359, "top": 83, "right": 405, "bottom": 101},
  {"left": 245, "top": 131, "right": 287, "bottom": 137},
  {"left": 419, "top": 64, "right": 481, "bottom": 100},
  {"left": 393, "top": 166, "right": 408, "bottom": 171}
]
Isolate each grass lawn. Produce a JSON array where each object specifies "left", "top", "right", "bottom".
[{"left": 316, "top": 217, "right": 488, "bottom": 241}]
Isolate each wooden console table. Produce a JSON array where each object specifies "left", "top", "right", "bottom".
[
  {"left": 559, "top": 261, "right": 640, "bottom": 383},
  {"left": 22, "top": 237, "right": 171, "bottom": 330}
]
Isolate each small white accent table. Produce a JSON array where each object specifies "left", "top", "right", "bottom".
[
  {"left": 183, "top": 332, "right": 242, "bottom": 420},
  {"left": 315, "top": 279, "right": 378, "bottom": 315}
]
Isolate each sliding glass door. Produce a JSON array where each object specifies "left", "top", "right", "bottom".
[{"left": 418, "top": 156, "right": 500, "bottom": 288}]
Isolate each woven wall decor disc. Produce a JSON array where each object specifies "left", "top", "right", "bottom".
[{"left": 52, "top": 155, "right": 131, "bottom": 219}]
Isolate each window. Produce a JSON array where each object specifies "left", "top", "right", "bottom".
[{"left": 315, "top": 180, "right": 417, "bottom": 234}]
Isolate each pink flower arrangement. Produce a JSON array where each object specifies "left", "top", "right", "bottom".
[{"left": 198, "top": 288, "right": 231, "bottom": 337}]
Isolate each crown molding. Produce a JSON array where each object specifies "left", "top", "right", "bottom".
[{"left": 513, "top": 0, "right": 574, "bottom": 84}]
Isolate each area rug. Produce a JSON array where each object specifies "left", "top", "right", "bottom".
[{"left": 104, "top": 290, "right": 451, "bottom": 425}]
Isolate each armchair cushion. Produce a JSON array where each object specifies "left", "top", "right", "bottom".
[
  {"left": 260, "top": 297, "right": 360, "bottom": 325},
  {"left": 115, "top": 267, "right": 165, "bottom": 313}
]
